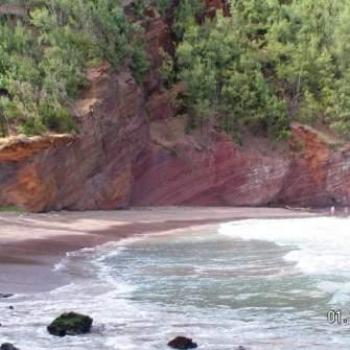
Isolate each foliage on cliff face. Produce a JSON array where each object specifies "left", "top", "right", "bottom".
[
  {"left": 2, "top": 0, "right": 350, "bottom": 140},
  {"left": 0, "top": 0, "right": 148, "bottom": 136},
  {"left": 170, "top": 0, "right": 350, "bottom": 139}
]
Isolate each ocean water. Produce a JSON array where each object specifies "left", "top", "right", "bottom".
[{"left": 1, "top": 217, "right": 350, "bottom": 349}]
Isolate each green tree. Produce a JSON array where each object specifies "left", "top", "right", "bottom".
[{"left": 176, "top": 12, "right": 288, "bottom": 137}]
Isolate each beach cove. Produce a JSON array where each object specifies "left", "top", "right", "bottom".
[
  {"left": 2, "top": 208, "right": 350, "bottom": 349},
  {"left": 0, "top": 207, "right": 315, "bottom": 294}
]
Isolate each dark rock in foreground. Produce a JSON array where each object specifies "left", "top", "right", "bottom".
[
  {"left": 168, "top": 336, "right": 198, "bottom": 349},
  {"left": 47, "top": 312, "right": 93, "bottom": 337},
  {"left": 0, "top": 293, "right": 13, "bottom": 299},
  {"left": 1, "top": 343, "right": 20, "bottom": 350}
]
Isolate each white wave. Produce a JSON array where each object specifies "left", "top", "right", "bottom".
[
  {"left": 219, "top": 217, "right": 350, "bottom": 276},
  {"left": 219, "top": 217, "right": 350, "bottom": 307}
]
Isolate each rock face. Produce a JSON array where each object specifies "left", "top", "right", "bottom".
[
  {"left": 131, "top": 122, "right": 289, "bottom": 206},
  {"left": 275, "top": 124, "right": 350, "bottom": 207},
  {"left": 0, "top": 65, "right": 149, "bottom": 212},
  {"left": 1, "top": 75, "right": 350, "bottom": 212},
  {"left": 1, "top": 4, "right": 350, "bottom": 211},
  {"left": 47, "top": 312, "right": 93, "bottom": 337},
  {"left": 168, "top": 336, "right": 198, "bottom": 349},
  {"left": 131, "top": 122, "right": 350, "bottom": 208}
]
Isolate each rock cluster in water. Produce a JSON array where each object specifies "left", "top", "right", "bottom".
[
  {"left": 47, "top": 312, "right": 93, "bottom": 337},
  {"left": 1, "top": 302, "right": 249, "bottom": 349},
  {"left": 4, "top": 308, "right": 248, "bottom": 349}
]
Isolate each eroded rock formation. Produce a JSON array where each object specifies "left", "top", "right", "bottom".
[
  {"left": 0, "top": 3, "right": 349, "bottom": 212},
  {"left": 0, "top": 66, "right": 149, "bottom": 212}
]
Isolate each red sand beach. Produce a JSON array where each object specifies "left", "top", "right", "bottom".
[{"left": 0, "top": 207, "right": 316, "bottom": 294}]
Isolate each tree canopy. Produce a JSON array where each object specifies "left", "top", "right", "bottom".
[
  {"left": 2, "top": 0, "right": 350, "bottom": 140},
  {"left": 171, "top": 0, "right": 350, "bottom": 139}
]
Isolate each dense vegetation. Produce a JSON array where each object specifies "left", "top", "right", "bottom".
[
  {"left": 2, "top": 0, "right": 350, "bottom": 140},
  {"left": 0, "top": 0, "right": 148, "bottom": 136},
  {"left": 167, "top": 0, "right": 350, "bottom": 139}
]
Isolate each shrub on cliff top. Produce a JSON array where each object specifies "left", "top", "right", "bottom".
[{"left": 0, "top": 0, "right": 149, "bottom": 136}]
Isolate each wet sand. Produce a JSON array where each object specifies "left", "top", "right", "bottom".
[{"left": 0, "top": 207, "right": 317, "bottom": 294}]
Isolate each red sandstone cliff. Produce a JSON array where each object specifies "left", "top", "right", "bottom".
[
  {"left": 0, "top": 2, "right": 349, "bottom": 212},
  {"left": 0, "top": 66, "right": 149, "bottom": 212}
]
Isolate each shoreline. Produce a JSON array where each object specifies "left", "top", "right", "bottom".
[{"left": 0, "top": 207, "right": 318, "bottom": 294}]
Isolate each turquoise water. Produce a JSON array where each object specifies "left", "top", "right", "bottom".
[{"left": 1, "top": 217, "right": 350, "bottom": 349}]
